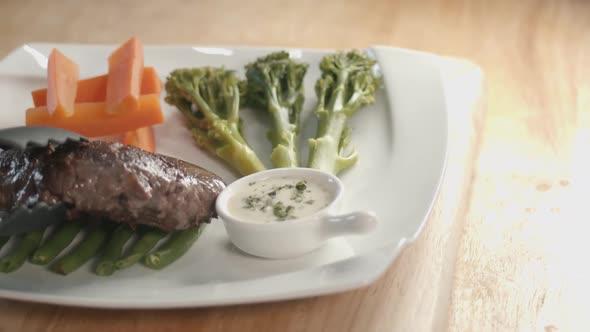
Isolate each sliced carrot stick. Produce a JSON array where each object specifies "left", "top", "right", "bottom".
[
  {"left": 123, "top": 126, "right": 156, "bottom": 153},
  {"left": 106, "top": 36, "right": 144, "bottom": 114},
  {"left": 37, "top": 74, "right": 103, "bottom": 108},
  {"left": 138, "top": 67, "right": 162, "bottom": 94},
  {"left": 26, "top": 94, "right": 163, "bottom": 137},
  {"left": 31, "top": 67, "right": 161, "bottom": 107},
  {"left": 46, "top": 49, "right": 79, "bottom": 118}
]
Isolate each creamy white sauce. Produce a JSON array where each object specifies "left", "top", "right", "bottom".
[{"left": 228, "top": 177, "right": 331, "bottom": 223}]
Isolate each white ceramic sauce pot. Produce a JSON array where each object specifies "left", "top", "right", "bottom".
[{"left": 216, "top": 168, "right": 377, "bottom": 259}]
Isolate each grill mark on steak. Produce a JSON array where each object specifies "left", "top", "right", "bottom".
[{"left": 0, "top": 140, "right": 225, "bottom": 231}]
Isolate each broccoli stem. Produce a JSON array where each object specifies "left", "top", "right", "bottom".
[
  {"left": 175, "top": 96, "right": 265, "bottom": 176},
  {"left": 268, "top": 104, "right": 299, "bottom": 168},
  {"left": 165, "top": 67, "right": 266, "bottom": 176},
  {"left": 212, "top": 127, "right": 267, "bottom": 176},
  {"left": 307, "top": 112, "right": 355, "bottom": 174},
  {"left": 202, "top": 115, "right": 265, "bottom": 176},
  {"left": 244, "top": 51, "right": 307, "bottom": 169},
  {"left": 306, "top": 50, "right": 379, "bottom": 175}
]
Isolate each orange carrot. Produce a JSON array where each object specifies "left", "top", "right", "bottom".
[
  {"left": 138, "top": 67, "right": 162, "bottom": 94},
  {"left": 31, "top": 67, "right": 161, "bottom": 107},
  {"left": 25, "top": 94, "right": 163, "bottom": 137},
  {"left": 35, "top": 74, "right": 104, "bottom": 108},
  {"left": 46, "top": 49, "right": 79, "bottom": 118},
  {"left": 106, "top": 36, "right": 144, "bottom": 114},
  {"left": 123, "top": 126, "right": 156, "bottom": 153}
]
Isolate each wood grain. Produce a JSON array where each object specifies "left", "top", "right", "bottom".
[{"left": 0, "top": 0, "right": 587, "bottom": 331}]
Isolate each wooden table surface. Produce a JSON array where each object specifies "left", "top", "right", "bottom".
[{"left": 1, "top": 0, "right": 590, "bottom": 331}]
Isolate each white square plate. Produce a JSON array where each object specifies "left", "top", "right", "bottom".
[{"left": 0, "top": 44, "right": 447, "bottom": 308}]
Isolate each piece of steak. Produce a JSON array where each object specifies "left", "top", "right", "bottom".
[
  {"left": 0, "top": 140, "right": 225, "bottom": 231},
  {"left": 0, "top": 145, "right": 50, "bottom": 209}
]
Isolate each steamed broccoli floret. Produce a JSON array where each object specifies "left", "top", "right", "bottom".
[
  {"left": 307, "top": 51, "right": 380, "bottom": 174},
  {"left": 165, "top": 67, "right": 266, "bottom": 176},
  {"left": 244, "top": 51, "right": 308, "bottom": 168}
]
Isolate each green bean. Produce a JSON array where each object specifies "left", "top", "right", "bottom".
[
  {"left": 115, "top": 228, "right": 167, "bottom": 270},
  {"left": 95, "top": 224, "right": 134, "bottom": 276},
  {"left": 0, "top": 229, "right": 44, "bottom": 273},
  {"left": 51, "top": 225, "right": 109, "bottom": 275},
  {"left": 144, "top": 225, "right": 205, "bottom": 270},
  {"left": 0, "top": 236, "right": 10, "bottom": 250},
  {"left": 30, "top": 220, "right": 82, "bottom": 265}
]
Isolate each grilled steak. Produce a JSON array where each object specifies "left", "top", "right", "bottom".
[
  {"left": 0, "top": 144, "right": 50, "bottom": 209},
  {"left": 0, "top": 140, "right": 225, "bottom": 231}
]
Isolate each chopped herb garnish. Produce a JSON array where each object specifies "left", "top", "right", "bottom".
[
  {"left": 260, "top": 198, "right": 273, "bottom": 211},
  {"left": 292, "top": 191, "right": 304, "bottom": 203},
  {"left": 243, "top": 195, "right": 262, "bottom": 210},
  {"left": 291, "top": 181, "right": 306, "bottom": 203},
  {"left": 273, "top": 202, "right": 287, "bottom": 218},
  {"left": 286, "top": 205, "right": 294, "bottom": 216},
  {"left": 238, "top": 178, "right": 326, "bottom": 222},
  {"left": 295, "top": 181, "right": 307, "bottom": 191},
  {"left": 273, "top": 202, "right": 295, "bottom": 220}
]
